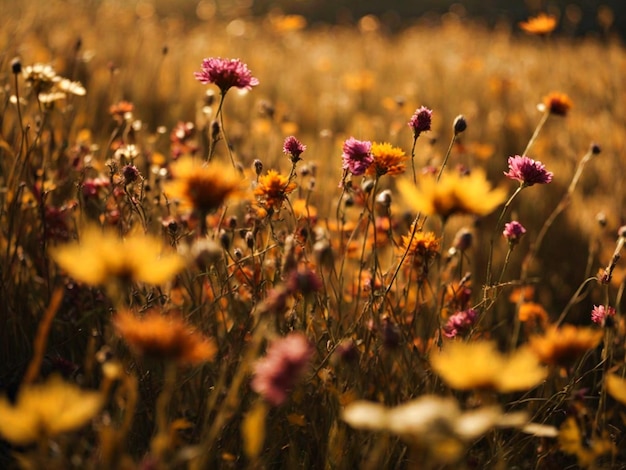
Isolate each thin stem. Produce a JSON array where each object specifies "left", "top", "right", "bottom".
[
  {"left": 410, "top": 135, "right": 418, "bottom": 183},
  {"left": 522, "top": 110, "right": 549, "bottom": 157},
  {"left": 436, "top": 133, "right": 457, "bottom": 182},
  {"left": 484, "top": 185, "right": 524, "bottom": 296}
]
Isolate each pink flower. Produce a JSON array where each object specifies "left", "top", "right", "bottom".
[
  {"left": 342, "top": 137, "right": 373, "bottom": 176},
  {"left": 283, "top": 136, "right": 306, "bottom": 163},
  {"left": 503, "top": 221, "right": 527, "bottom": 244},
  {"left": 443, "top": 308, "right": 478, "bottom": 339},
  {"left": 408, "top": 106, "right": 432, "bottom": 138},
  {"left": 591, "top": 305, "right": 615, "bottom": 326},
  {"left": 251, "top": 333, "right": 313, "bottom": 406},
  {"left": 194, "top": 57, "right": 259, "bottom": 93},
  {"left": 504, "top": 155, "right": 553, "bottom": 186}
]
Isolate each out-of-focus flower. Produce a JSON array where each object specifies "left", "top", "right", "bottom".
[
  {"left": 51, "top": 226, "right": 185, "bottom": 286},
  {"left": 443, "top": 308, "right": 478, "bottom": 339},
  {"left": 541, "top": 92, "right": 573, "bottom": 116},
  {"left": 366, "top": 142, "right": 407, "bottom": 177},
  {"left": 57, "top": 78, "right": 86, "bottom": 96},
  {"left": 591, "top": 305, "right": 616, "bottom": 326},
  {"left": 408, "top": 106, "right": 432, "bottom": 138},
  {"left": 22, "top": 63, "right": 59, "bottom": 94},
  {"left": 519, "top": 13, "right": 557, "bottom": 35},
  {"left": 400, "top": 226, "right": 440, "bottom": 273},
  {"left": 0, "top": 375, "right": 103, "bottom": 445},
  {"left": 194, "top": 57, "right": 259, "bottom": 93},
  {"left": 343, "top": 395, "right": 548, "bottom": 465},
  {"left": 251, "top": 333, "right": 313, "bottom": 406},
  {"left": 606, "top": 373, "right": 626, "bottom": 406},
  {"left": 529, "top": 325, "right": 603, "bottom": 366},
  {"left": 170, "top": 121, "right": 198, "bottom": 159},
  {"left": 165, "top": 157, "right": 243, "bottom": 215},
  {"left": 558, "top": 416, "right": 614, "bottom": 468},
  {"left": 254, "top": 170, "right": 297, "bottom": 211},
  {"left": 504, "top": 155, "right": 553, "bottom": 187},
  {"left": 503, "top": 221, "right": 527, "bottom": 245},
  {"left": 283, "top": 136, "right": 306, "bottom": 163},
  {"left": 518, "top": 302, "right": 549, "bottom": 329},
  {"left": 430, "top": 340, "right": 546, "bottom": 392},
  {"left": 109, "top": 100, "right": 134, "bottom": 121},
  {"left": 397, "top": 170, "right": 506, "bottom": 220},
  {"left": 341, "top": 137, "right": 373, "bottom": 176},
  {"left": 113, "top": 309, "right": 217, "bottom": 365},
  {"left": 286, "top": 266, "right": 322, "bottom": 296}
]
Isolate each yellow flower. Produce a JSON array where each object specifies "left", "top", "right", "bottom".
[
  {"left": 430, "top": 340, "right": 546, "bottom": 392},
  {"left": 52, "top": 226, "right": 185, "bottom": 286},
  {"left": 519, "top": 13, "right": 557, "bottom": 35},
  {"left": 366, "top": 142, "right": 407, "bottom": 177},
  {"left": 165, "top": 157, "right": 243, "bottom": 214},
  {"left": 542, "top": 91, "right": 573, "bottom": 117},
  {"left": 558, "top": 417, "right": 614, "bottom": 467},
  {"left": 0, "top": 375, "right": 103, "bottom": 445},
  {"left": 529, "top": 325, "right": 602, "bottom": 366},
  {"left": 397, "top": 170, "right": 506, "bottom": 220},
  {"left": 254, "top": 170, "right": 297, "bottom": 211},
  {"left": 113, "top": 309, "right": 217, "bottom": 365},
  {"left": 399, "top": 225, "right": 440, "bottom": 276}
]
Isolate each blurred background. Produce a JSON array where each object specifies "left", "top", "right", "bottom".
[{"left": 151, "top": 0, "right": 622, "bottom": 38}]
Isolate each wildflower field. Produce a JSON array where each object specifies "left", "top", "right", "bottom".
[{"left": 2, "top": 1, "right": 626, "bottom": 468}]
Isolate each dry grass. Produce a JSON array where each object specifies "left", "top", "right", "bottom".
[{"left": 1, "top": 1, "right": 626, "bottom": 469}]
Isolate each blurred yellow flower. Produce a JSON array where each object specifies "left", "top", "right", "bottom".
[
  {"left": 113, "top": 309, "right": 217, "bottom": 365},
  {"left": 343, "top": 395, "right": 538, "bottom": 464},
  {"left": 0, "top": 375, "right": 102, "bottom": 445},
  {"left": 52, "top": 226, "right": 185, "bottom": 286},
  {"left": 529, "top": 325, "right": 602, "bottom": 366},
  {"left": 397, "top": 170, "right": 506, "bottom": 220},
  {"left": 559, "top": 417, "right": 614, "bottom": 467},
  {"left": 366, "top": 142, "right": 407, "bottom": 177},
  {"left": 165, "top": 157, "right": 244, "bottom": 215},
  {"left": 430, "top": 340, "right": 546, "bottom": 392},
  {"left": 519, "top": 13, "right": 557, "bottom": 35}
]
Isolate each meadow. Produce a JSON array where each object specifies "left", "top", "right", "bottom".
[{"left": 1, "top": 1, "right": 626, "bottom": 468}]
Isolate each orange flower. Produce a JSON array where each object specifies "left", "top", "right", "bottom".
[
  {"left": 518, "top": 302, "right": 549, "bottom": 328},
  {"left": 529, "top": 325, "right": 602, "bottom": 366},
  {"left": 366, "top": 142, "right": 407, "bottom": 177},
  {"left": 113, "top": 309, "right": 217, "bottom": 365},
  {"left": 255, "top": 170, "right": 297, "bottom": 211},
  {"left": 165, "top": 157, "right": 243, "bottom": 215},
  {"left": 519, "top": 13, "right": 557, "bottom": 35},
  {"left": 542, "top": 92, "right": 573, "bottom": 117},
  {"left": 400, "top": 225, "right": 440, "bottom": 272}
]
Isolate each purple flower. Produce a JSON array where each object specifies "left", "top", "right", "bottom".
[
  {"left": 342, "top": 137, "right": 373, "bottom": 176},
  {"left": 504, "top": 155, "right": 553, "bottom": 186},
  {"left": 194, "top": 57, "right": 259, "bottom": 93},
  {"left": 408, "top": 106, "right": 432, "bottom": 138},
  {"left": 283, "top": 136, "right": 306, "bottom": 163},
  {"left": 443, "top": 308, "right": 478, "bottom": 339},
  {"left": 591, "top": 305, "right": 615, "bottom": 326},
  {"left": 251, "top": 333, "right": 313, "bottom": 406},
  {"left": 503, "top": 221, "right": 527, "bottom": 244}
]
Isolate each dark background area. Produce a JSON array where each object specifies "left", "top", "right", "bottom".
[{"left": 243, "top": 0, "right": 622, "bottom": 38}]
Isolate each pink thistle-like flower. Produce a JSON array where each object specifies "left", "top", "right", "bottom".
[
  {"left": 251, "top": 333, "right": 314, "bottom": 406},
  {"left": 591, "top": 305, "right": 616, "bottom": 326},
  {"left": 283, "top": 136, "right": 306, "bottom": 163},
  {"left": 443, "top": 308, "right": 478, "bottom": 339},
  {"left": 342, "top": 137, "right": 373, "bottom": 176},
  {"left": 503, "top": 221, "right": 527, "bottom": 244},
  {"left": 408, "top": 106, "right": 433, "bottom": 138},
  {"left": 504, "top": 155, "right": 553, "bottom": 187},
  {"left": 194, "top": 57, "right": 259, "bottom": 93}
]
